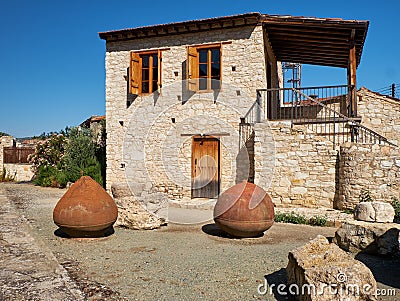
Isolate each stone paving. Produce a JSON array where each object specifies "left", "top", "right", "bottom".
[{"left": 0, "top": 190, "right": 84, "bottom": 301}]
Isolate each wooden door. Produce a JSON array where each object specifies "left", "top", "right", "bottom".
[{"left": 191, "top": 137, "right": 220, "bottom": 198}]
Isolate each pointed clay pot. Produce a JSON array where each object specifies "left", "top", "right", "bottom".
[
  {"left": 53, "top": 176, "right": 118, "bottom": 238},
  {"left": 214, "top": 181, "right": 274, "bottom": 238}
]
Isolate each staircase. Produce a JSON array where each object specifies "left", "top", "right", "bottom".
[{"left": 242, "top": 85, "right": 397, "bottom": 149}]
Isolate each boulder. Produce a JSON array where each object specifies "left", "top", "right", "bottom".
[
  {"left": 114, "top": 197, "right": 165, "bottom": 230},
  {"left": 287, "top": 235, "right": 377, "bottom": 301},
  {"left": 334, "top": 220, "right": 400, "bottom": 256},
  {"left": 372, "top": 202, "right": 395, "bottom": 223},
  {"left": 111, "top": 183, "right": 133, "bottom": 199},
  {"left": 354, "top": 202, "right": 395, "bottom": 223}
]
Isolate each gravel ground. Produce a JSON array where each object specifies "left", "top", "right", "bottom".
[{"left": 0, "top": 182, "right": 399, "bottom": 301}]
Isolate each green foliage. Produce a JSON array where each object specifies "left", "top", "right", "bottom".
[
  {"left": 32, "top": 166, "right": 66, "bottom": 187},
  {"left": 391, "top": 197, "right": 400, "bottom": 222},
  {"left": 29, "top": 134, "right": 67, "bottom": 173},
  {"left": 63, "top": 127, "right": 103, "bottom": 186},
  {"left": 342, "top": 209, "right": 354, "bottom": 215},
  {"left": 30, "top": 125, "right": 106, "bottom": 188},
  {"left": 308, "top": 215, "right": 328, "bottom": 227},
  {"left": 274, "top": 212, "right": 307, "bottom": 224},
  {"left": 274, "top": 212, "right": 328, "bottom": 227},
  {"left": 0, "top": 132, "right": 10, "bottom": 137},
  {"left": 359, "top": 189, "right": 373, "bottom": 202},
  {"left": 0, "top": 167, "right": 15, "bottom": 182}
]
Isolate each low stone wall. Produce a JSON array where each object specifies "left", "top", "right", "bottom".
[
  {"left": 358, "top": 87, "right": 400, "bottom": 145},
  {"left": 336, "top": 143, "right": 400, "bottom": 210},
  {"left": 255, "top": 121, "right": 337, "bottom": 208},
  {"left": 2, "top": 164, "right": 34, "bottom": 182}
]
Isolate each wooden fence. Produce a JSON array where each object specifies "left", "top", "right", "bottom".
[{"left": 3, "top": 147, "right": 35, "bottom": 164}]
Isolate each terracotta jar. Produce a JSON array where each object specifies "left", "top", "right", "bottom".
[
  {"left": 214, "top": 181, "right": 274, "bottom": 237},
  {"left": 53, "top": 176, "right": 118, "bottom": 237}
]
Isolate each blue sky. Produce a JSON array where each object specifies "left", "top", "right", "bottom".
[{"left": 1, "top": 0, "right": 399, "bottom": 137}]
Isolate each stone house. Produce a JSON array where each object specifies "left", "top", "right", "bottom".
[{"left": 99, "top": 13, "right": 399, "bottom": 218}]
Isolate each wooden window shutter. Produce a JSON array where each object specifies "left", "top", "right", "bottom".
[
  {"left": 158, "top": 49, "right": 162, "bottom": 90},
  {"left": 187, "top": 46, "right": 199, "bottom": 91},
  {"left": 129, "top": 52, "right": 140, "bottom": 95}
]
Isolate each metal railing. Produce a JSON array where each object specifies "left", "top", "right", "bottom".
[{"left": 244, "top": 86, "right": 396, "bottom": 148}]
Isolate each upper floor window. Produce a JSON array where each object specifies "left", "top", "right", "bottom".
[
  {"left": 130, "top": 50, "right": 162, "bottom": 95},
  {"left": 187, "top": 44, "right": 222, "bottom": 91}
]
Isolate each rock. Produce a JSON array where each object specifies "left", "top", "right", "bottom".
[
  {"left": 372, "top": 202, "right": 395, "bottom": 223},
  {"left": 114, "top": 197, "right": 166, "bottom": 230},
  {"left": 354, "top": 202, "right": 395, "bottom": 223},
  {"left": 334, "top": 220, "right": 400, "bottom": 256},
  {"left": 354, "top": 202, "right": 375, "bottom": 222},
  {"left": 111, "top": 183, "right": 133, "bottom": 198},
  {"left": 287, "top": 235, "right": 377, "bottom": 301}
]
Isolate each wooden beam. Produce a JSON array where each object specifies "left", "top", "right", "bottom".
[{"left": 348, "top": 29, "right": 357, "bottom": 117}]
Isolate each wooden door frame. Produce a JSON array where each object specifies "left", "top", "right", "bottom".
[{"left": 191, "top": 136, "right": 221, "bottom": 198}]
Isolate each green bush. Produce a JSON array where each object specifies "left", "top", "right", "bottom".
[
  {"left": 274, "top": 212, "right": 328, "bottom": 226},
  {"left": 391, "top": 198, "right": 400, "bottom": 222},
  {"left": 308, "top": 215, "right": 328, "bottom": 227},
  {"left": 32, "top": 166, "right": 64, "bottom": 187},
  {"left": 30, "top": 126, "right": 105, "bottom": 188},
  {"left": 274, "top": 212, "right": 307, "bottom": 224},
  {"left": 342, "top": 209, "right": 354, "bottom": 215},
  {"left": 62, "top": 127, "right": 103, "bottom": 186},
  {"left": 359, "top": 189, "right": 373, "bottom": 202}
]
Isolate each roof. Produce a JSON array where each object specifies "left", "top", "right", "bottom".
[
  {"left": 99, "top": 12, "right": 369, "bottom": 69},
  {"left": 80, "top": 115, "right": 106, "bottom": 128},
  {"left": 262, "top": 15, "right": 368, "bottom": 68}
]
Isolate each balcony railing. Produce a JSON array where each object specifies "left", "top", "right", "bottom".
[{"left": 244, "top": 85, "right": 396, "bottom": 148}]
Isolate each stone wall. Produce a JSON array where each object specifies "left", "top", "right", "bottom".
[
  {"left": 104, "top": 24, "right": 269, "bottom": 205},
  {"left": 3, "top": 163, "right": 34, "bottom": 182},
  {"left": 358, "top": 87, "right": 400, "bottom": 145},
  {"left": 254, "top": 121, "right": 337, "bottom": 208},
  {"left": 336, "top": 143, "right": 400, "bottom": 210}
]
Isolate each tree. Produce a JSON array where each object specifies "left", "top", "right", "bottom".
[{"left": 30, "top": 125, "right": 105, "bottom": 188}]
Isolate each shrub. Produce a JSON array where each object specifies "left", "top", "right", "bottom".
[
  {"left": 342, "top": 209, "right": 354, "bottom": 215},
  {"left": 274, "top": 212, "right": 307, "bottom": 224},
  {"left": 308, "top": 215, "right": 328, "bottom": 227},
  {"left": 391, "top": 198, "right": 400, "bottom": 222},
  {"left": 30, "top": 126, "right": 104, "bottom": 188},
  {"left": 274, "top": 212, "right": 328, "bottom": 227},
  {"left": 62, "top": 127, "right": 103, "bottom": 186},
  {"left": 359, "top": 189, "right": 373, "bottom": 202}
]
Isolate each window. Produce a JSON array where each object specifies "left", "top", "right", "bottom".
[
  {"left": 187, "top": 44, "right": 222, "bottom": 91},
  {"left": 129, "top": 50, "right": 162, "bottom": 95}
]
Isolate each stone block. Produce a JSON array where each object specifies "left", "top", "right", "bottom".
[
  {"left": 287, "top": 235, "right": 377, "bottom": 301},
  {"left": 334, "top": 220, "right": 400, "bottom": 256},
  {"left": 114, "top": 197, "right": 166, "bottom": 230},
  {"left": 354, "top": 202, "right": 395, "bottom": 223}
]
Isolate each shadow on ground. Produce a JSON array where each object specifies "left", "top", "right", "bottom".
[
  {"left": 261, "top": 268, "right": 292, "bottom": 301},
  {"left": 54, "top": 226, "right": 115, "bottom": 239},
  {"left": 356, "top": 253, "right": 400, "bottom": 289},
  {"left": 201, "top": 223, "right": 264, "bottom": 239}
]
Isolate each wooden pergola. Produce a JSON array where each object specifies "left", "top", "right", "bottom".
[{"left": 261, "top": 15, "right": 369, "bottom": 117}]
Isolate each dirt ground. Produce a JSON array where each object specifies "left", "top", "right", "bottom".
[{"left": 0, "top": 182, "right": 399, "bottom": 301}]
